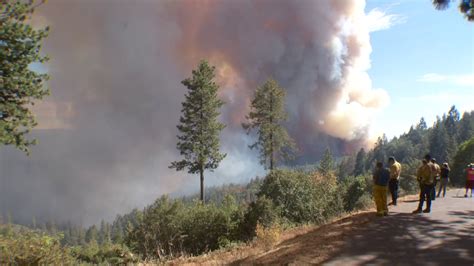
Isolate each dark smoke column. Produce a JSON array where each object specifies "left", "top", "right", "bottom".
[
  {"left": 0, "top": 0, "right": 392, "bottom": 225},
  {"left": 168, "top": 0, "right": 390, "bottom": 156}
]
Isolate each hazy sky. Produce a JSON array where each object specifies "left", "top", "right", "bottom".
[{"left": 366, "top": 0, "right": 474, "bottom": 139}]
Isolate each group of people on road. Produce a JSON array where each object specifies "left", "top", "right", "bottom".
[
  {"left": 372, "top": 156, "right": 401, "bottom": 216},
  {"left": 412, "top": 154, "right": 442, "bottom": 213},
  {"left": 371, "top": 154, "right": 473, "bottom": 217}
]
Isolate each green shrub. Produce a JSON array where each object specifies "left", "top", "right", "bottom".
[
  {"left": 353, "top": 193, "right": 373, "bottom": 210},
  {"left": 341, "top": 175, "right": 372, "bottom": 212},
  {"left": 180, "top": 201, "right": 231, "bottom": 255},
  {"left": 399, "top": 174, "right": 419, "bottom": 195},
  {"left": 0, "top": 225, "right": 75, "bottom": 264},
  {"left": 70, "top": 241, "right": 101, "bottom": 263},
  {"left": 451, "top": 137, "right": 474, "bottom": 186},
  {"left": 125, "top": 196, "right": 185, "bottom": 259},
  {"left": 399, "top": 160, "right": 422, "bottom": 195},
  {"left": 70, "top": 241, "right": 137, "bottom": 264},
  {"left": 125, "top": 195, "right": 243, "bottom": 259},
  {"left": 239, "top": 196, "right": 280, "bottom": 241},
  {"left": 257, "top": 169, "right": 342, "bottom": 224}
]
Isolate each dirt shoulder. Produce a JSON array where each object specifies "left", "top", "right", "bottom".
[
  {"left": 169, "top": 191, "right": 474, "bottom": 265},
  {"left": 169, "top": 194, "right": 419, "bottom": 265},
  {"left": 168, "top": 211, "right": 376, "bottom": 266}
]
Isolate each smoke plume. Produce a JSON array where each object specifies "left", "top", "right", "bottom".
[{"left": 0, "top": 0, "right": 389, "bottom": 225}]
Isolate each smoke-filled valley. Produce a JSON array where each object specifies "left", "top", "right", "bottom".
[{"left": 3, "top": 0, "right": 392, "bottom": 226}]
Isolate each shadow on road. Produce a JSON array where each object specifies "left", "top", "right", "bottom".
[
  {"left": 402, "top": 199, "right": 419, "bottom": 203},
  {"left": 322, "top": 211, "right": 474, "bottom": 265},
  {"left": 449, "top": 210, "right": 474, "bottom": 220},
  {"left": 232, "top": 210, "right": 474, "bottom": 265}
]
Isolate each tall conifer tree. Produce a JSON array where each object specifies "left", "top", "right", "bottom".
[
  {"left": 0, "top": 1, "right": 50, "bottom": 153},
  {"left": 318, "top": 147, "right": 335, "bottom": 176},
  {"left": 170, "top": 60, "right": 226, "bottom": 202},
  {"left": 429, "top": 117, "right": 450, "bottom": 162},
  {"left": 243, "top": 78, "right": 296, "bottom": 170},
  {"left": 353, "top": 148, "right": 366, "bottom": 176}
]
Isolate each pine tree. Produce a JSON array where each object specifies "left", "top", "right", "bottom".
[
  {"left": 85, "top": 225, "right": 98, "bottom": 243},
  {"left": 78, "top": 226, "right": 86, "bottom": 246},
  {"left": 170, "top": 60, "right": 226, "bottom": 202},
  {"left": 458, "top": 111, "right": 473, "bottom": 143},
  {"left": 112, "top": 222, "right": 124, "bottom": 243},
  {"left": 104, "top": 223, "right": 111, "bottom": 244},
  {"left": 409, "top": 119, "right": 430, "bottom": 158},
  {"left": 445, "top": 105, "right": 460, "bottom": 137},
  {"left": 111, "top": 215, "right": 124, "bottom": 243},
  {"left": 371, "top": 134, "right": 388, "bottom": 165},
  {"left": 242, "top": 78, "right": 296, "bottom": 170},
  {"left": 407, "top": 126, "right": 422, "bottom": 144},
  {"left": 429, "top": 117, "right": 450, "bottom": 162},
  {"left": 432, "top": 0, "right": 474, "bottom": 21},
  {"left": 337, "top": 156, "right": 356, "bottom": 179},
  {"left": 45, "top": 220, "right": 57, "bottom": 234},
  {"left": 417, "top": 117, "right": 428, "bottom": 131},
  {"left": 318, "top": 147, "right": 334, "bottom": 176},
  {"left": 0, "top": 1, "right": 50, "bottom": 154},
  {"left": 98, "top": 220, "right": 106, "bottom": 244},
  {"left": 31, "top": 216, "right": 36, "bottom": 229},
  {"left": 353, "top": 148, "right": 366, "bottom": 176},
  {"left": 62, "top": 226, "right": 72, "bottom": 246}
]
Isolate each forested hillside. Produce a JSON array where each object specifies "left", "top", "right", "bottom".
[
  {"left": 1, "top": 106, "right": 473, "bottom": 263},
  {"left": 338, "top": 106, "right": 474, "bottom": 186}
]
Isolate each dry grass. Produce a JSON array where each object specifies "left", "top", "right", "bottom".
[{"left": 255, "top": 223, "right": 282, "bottom": 251}]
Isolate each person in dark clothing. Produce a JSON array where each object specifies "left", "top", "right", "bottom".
[
  {"left": 437, "top": 162, "right": 450, "bottom": 198},
  {"left": 373, "top": 162, "right": 391, "bottom": 216}
]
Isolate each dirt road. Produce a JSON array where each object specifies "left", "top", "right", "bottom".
[{"left": 233, "top": 189, "right": 474, "bottom": 265}]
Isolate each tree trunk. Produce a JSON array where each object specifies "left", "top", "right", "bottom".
[
  {"left": 199, "top": 93, "right": 205, "bottom": 202},
  {"left": 270, "top": 133, "right": 274, "bottom": 170},
  {"left": 269, "top": 88, "right": 274, "bottom": 171},
  {"left": 199, "top": 165, "right": 205, "bottom": 202}
]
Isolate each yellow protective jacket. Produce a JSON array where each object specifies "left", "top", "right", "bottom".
[
  {"left": 432, "top": 163, "right": 441, "bottom": 178},
  {"left": 390, "top": 161, "right": 401, "bottom": 180},
  {"left": 417, "top": 163, "right": 433, "bottom": 185}
]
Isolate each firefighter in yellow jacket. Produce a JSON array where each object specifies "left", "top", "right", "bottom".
[
  {"left": 413, "top": 155, "right": 434, "bottom": 213},
  {"left": 430, "top": 158, "right": 441, "bottom": 201},
  {"left": 388, "top": 157, "right": 402, "bottom": 206}
]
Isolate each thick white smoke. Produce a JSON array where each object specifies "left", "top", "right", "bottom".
[{"left": 0, "top": 0, "right": 393, "bottom": 225}]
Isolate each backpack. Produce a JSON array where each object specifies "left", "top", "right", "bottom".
[{"left": 375, "top": 168, "right": 390, "bottom": 186}]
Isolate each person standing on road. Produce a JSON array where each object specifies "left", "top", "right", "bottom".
[
  {"left": 388, "top": 157, "right": 401, "bottom": 206},
  {"left": 430, "top": 158, "right": 441, "bottom": 201},
  {"left": 437, "top": 162, "right": 450, "bottom": 198},
  {"left": 413, "top": 156, "right": 434, "bottom": 214},
  {"left": 373, "top": 162, "right": 391, "bottom": 217},
  {"left": 465, "top": 163, "right": 474, "bottom": 198}
]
